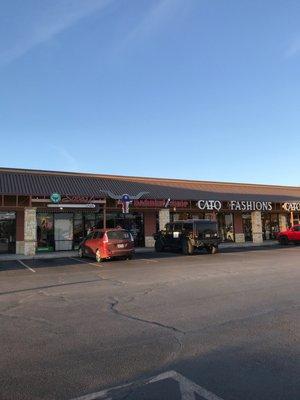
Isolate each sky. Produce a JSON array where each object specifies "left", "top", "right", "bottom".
[{"left": 0, "top": 0, "right": 300, "bottom": 186}]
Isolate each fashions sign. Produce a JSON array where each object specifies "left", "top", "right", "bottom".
[
  {"left": 197, "top": 200, "right": 273, "bottom": 212},
  {"left": 282, "top": 202, "right": 300, "bottom": 211},
  {"left": 229, "top": 201, "right": 272, "bottom": 211}
]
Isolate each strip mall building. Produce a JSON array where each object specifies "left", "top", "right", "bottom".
[{"left": 1, "top": 167, "right": 300, "bottom": 256}]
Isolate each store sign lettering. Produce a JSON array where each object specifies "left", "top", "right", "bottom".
[
  {"left": 282, "top": 202, "right": 300, "bottom": 211},
  {"left": 61, "top": 196, "right": 95, "bottom": 204},
  {"left": 197, "top": 200, "right": 221, "bottom": 211},
  {"left": 229, "top": 201, "right": 272, "bottom": 211},
  {"left": 133, "top": 199, "right": 189, "bottom": 208},
  {"left": 197, "top": 200, "right": 273, "bottom": 212}
]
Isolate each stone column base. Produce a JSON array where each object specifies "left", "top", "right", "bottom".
[
  {"left": 16, "top": 241, "right": 25, "bottom": 255},
  {"left": 235, "top": 233, "right": 245, "bottom": 243},
  {"left": 24, "top": 241, "right": 36, "bottom": 256},
  {"left": 252, "top": 233, "right": 263, "bottom": 244},
  {"left": 279, "top": 214, "right": 287, "bottom": 232},
  {"left": 145, "top": 236, "right": 155, "bottom": 248}
]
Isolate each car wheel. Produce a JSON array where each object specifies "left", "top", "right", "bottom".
[
  {"left": 155, "top": 240, "right": 164, "bottom": 252},
  {"left": 127, "top": 254, "right": 133, "bottom": 260},
  {"left": 78, "top": 247, "right": 84, "bottom": 258},
  {"left": 95, "top": 249, "right": 103, "bottom": 263},
  {"left": 279, "top": 236, "right": 288, "bottom": 245},
  {"left": 182, "top": 239, "right": 194, "bottom": 255}
]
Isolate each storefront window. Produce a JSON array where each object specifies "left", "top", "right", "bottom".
[
  {"left": 242, "top": 213, "right": 252, "bottom": 241},
  {"left": 0, "top": 212, "right": 16, "bottom": 254},
  {"left": 37, "top": 213, "right": 54, "bottom": 252},
  {"left": 73, "top": 213, "right": 84, "bottom": 250},
  {"left": 218, "top": 213, "right": 234, "bottom": 242},
  {"left": 261, "top": 213, "right": 279, "bottom": 240}
]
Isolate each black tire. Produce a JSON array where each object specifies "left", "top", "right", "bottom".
[
  {"left": 182, "top": 239, "right": 194, "bottom": 255},
  {"left": 206, "top": 245, "right": 219, "bottom": 254},
  {"left": 127, "top": 254, "right": 134, "bottom": 260},
  {"left": 155, "top": 239, "right": 165, "bottom": 252},
  {"left": 279, "top": 236, "right": 288, "bottom": 246}
]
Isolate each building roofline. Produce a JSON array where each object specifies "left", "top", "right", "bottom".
[{"left": 0, "top": 166, "right": 299, "bottom": 191}]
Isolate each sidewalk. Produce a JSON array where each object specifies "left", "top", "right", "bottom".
[{"left": 0, "top": 241, "right": 279, "bottom": 262}]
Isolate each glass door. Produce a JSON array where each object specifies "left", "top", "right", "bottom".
[
  {"left": 0, "top": 212, "right": 16, "bottom": 254},
  {"left": 54, "top": 214, "right": 73, "bottom": 251}
]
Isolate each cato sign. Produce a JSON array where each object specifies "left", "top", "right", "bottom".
[{"left": 282, "top": 202, "right": 300, "bottom": 212}]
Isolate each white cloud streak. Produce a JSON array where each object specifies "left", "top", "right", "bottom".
[
  {"left": 50, "top": 144, "right": 79, "bottom": 171},
  {"left": 0, "top": 0, "right": 112, "bottom": 66}
]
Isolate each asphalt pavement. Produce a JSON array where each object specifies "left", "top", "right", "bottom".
[{"left": 0, "top": 246, "right": 299, "bottom": 400}]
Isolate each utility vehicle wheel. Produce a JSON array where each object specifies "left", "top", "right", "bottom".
[
  {"left": 206, "top": 245, "right": 218, "bottom": 254},
  {"left": 155, "top": 240, "right": 165, "bottom": 252}
]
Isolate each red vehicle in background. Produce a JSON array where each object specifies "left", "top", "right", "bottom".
[
  {"left": 277, "top": 224, "right": 300, "bottom": 245},
  {"left": 79, "top": 228, "right": 135, "bottom": 262}
]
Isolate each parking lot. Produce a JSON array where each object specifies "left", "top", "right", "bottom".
[{"left": 1, "top": 246, "right": 300, "bottom": 400}]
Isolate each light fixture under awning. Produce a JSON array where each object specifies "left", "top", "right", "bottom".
[{"left": 47, "top": 204, "right": 96, "bottom": 209}]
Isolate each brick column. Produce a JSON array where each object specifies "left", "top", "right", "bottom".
[
  {"left": 233, "top": 213, "right": 245, "bottom": 243},
  {"left": 159, "top": 209, "right": 170, "bottom": 231},
  {"left": 24, "top": 208, "right": 37, "bottom": 256},
  {"left": 144, "top": 211, "right": 157, "bottom": 247},
  {"left": 251, "top": 211, "right": 263, "bottom": 243},
  {"left": 279, "top": 214, "right": 287, "bottom": 232}
]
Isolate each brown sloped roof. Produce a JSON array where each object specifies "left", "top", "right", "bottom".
[{"left": 0, "top": 167, "right": 300, "bottom": 202}]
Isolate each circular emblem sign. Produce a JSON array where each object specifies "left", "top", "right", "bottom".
[{"left": 50, "top": 193, "right": 61, "bottom": 204}]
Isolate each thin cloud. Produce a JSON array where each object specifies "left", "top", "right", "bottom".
[
  {"left": 0, "top": 0, "right": 112, "bottom": 66},
  {"left": 121, "top": 0, "right": 186, "bottom": 48},
  {"left": 50, "top": 145, "right": 79, "bottom": 171}
]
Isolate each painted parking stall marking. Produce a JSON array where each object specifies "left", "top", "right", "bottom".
[
  {"left": 70, "top": 370, "right": 225, "bottom": 400},
  {"left": 17, "top": 260, "right": 36, "bottom": 272}
]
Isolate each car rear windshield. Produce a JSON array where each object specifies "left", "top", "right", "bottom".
[{"left": 107, "top": 230, "right": 131, "bottom": 240}]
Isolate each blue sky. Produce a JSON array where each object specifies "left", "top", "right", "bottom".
[{"left": 0, "top": 0, "right": 300, "bottom": 185}]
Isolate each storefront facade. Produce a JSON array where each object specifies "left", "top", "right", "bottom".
[{"left": 1, "top": 168, "right": 300, "bottom": 255}]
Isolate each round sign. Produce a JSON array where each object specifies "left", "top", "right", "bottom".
[
  {"left": 121, "top": 194, "right": 131, "bottom": 202},
  {"left": 50, "top": 193, "right": 61, "bottom": 204}
]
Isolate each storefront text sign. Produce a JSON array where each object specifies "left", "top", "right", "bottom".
[
  {"left": 133, "top": 199, "right": 189, "bottom": 208},
  {"left": 197, "top": 200, "right": 221, "bottom": 211},
  {"left": 197, "top": 200, "right": 273, "bottom": 212},
  {"left": 282, "top": 202, "right": 300, "bottom": 211},
  {"left": 229, "top": 201, "right": 272, "bottom": 211}
]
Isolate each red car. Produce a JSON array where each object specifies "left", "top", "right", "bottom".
[
  {"left": 78, "top": 228, "right": 135, "bottom": 262},
  {"left": 277, "top": 224, "right": 300, "bottom": 245}
]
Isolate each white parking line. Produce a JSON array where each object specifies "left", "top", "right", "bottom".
[
  {"left": 69, "top": 257, "right": 100, "bottom": 267},
  {"left": 18, "top": 260, "right": 36, "bottom": 273},
  {"left": 70, "top": 370, "right": 225, "bottom": 400}
]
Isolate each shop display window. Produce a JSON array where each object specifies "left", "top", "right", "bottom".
[
  {"left": 37, "top": 213, "right": 54, "bottom": 252},
  {"left": 218, "top": 213, "right": 234, "bottom": 242}
]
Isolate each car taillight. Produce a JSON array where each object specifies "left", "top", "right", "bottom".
[{"left": 103, "top": 233, "right": 108, "bottom": 243}]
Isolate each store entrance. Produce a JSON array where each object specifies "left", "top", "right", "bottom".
[
  {"left": 54, "top": 214, "right": 73, "bottom": 251},
  {"left": 0, "top": 212, "right": 16, "bottom": 254}
]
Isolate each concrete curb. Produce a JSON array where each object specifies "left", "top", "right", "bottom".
[{"left": 0, "top": 241, "right": 281, "bottom": 262}]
